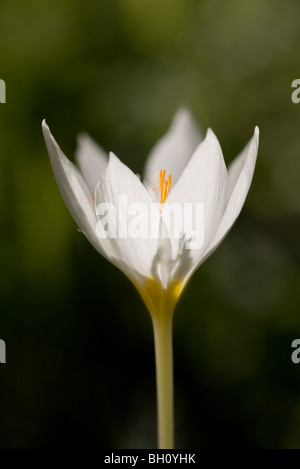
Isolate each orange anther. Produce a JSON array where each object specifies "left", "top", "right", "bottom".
[{"left": 159, "top": 169, "right": 172, "bottom": 208}]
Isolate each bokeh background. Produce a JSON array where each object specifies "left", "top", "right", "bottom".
[{"left": 1, "top": 0, "right": 300, "bottom": 449}]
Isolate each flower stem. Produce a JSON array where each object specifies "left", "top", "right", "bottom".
[{"left": 151, "top": 313, "right": 174, "bottom": 449}]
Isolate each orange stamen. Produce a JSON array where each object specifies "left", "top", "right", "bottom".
[{"left": 159, "top": 169, "right": 172, "bottom": 208}]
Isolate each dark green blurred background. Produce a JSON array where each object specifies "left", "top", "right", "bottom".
[{"left": 1, "top": 0, "right": 300, "bottom": 449}]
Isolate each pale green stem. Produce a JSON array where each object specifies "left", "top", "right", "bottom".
[{"left": 151, "top": 314, "right": 174, "bottom": 449}]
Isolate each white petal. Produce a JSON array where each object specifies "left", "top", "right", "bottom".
[
  {"left": 143, "top": 108, "right": 203, "bottom": 189},
  {"left": 182, "top": 127, "right": 259, "bottom": 284},
  {"left": 165, "top": 128, "right": 228, "bottom": 279},
  {"left": 95, "top": 152, "right": 159, "bottom": 285},
  {"left": 42, "top": 120, "right": 113, "bottom": 260},
  {"left": 75, "top": 133, "right": 108, "bottom": 194},
  {"left": 207, "top": 127, "right": 259, "bottom": 255}
]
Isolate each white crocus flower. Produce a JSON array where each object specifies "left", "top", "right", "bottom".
[
  {"left": 42, "top": 109, "right": 259, "bottom": 449},
  {"left": 42, "top": 109, "right": 259, "bottom": 313}
]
